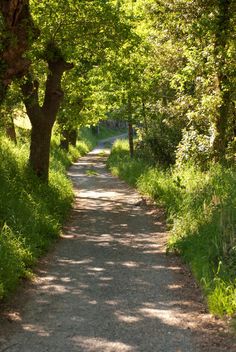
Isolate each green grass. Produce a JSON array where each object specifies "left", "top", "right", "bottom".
[
  {"left": 108, "top": 139, "right": 236, "bottom": 318},
  {"left": 0, "top": 127, "right": 98, "bottom": 299},
  {"left": 0, "top": 125, "right": 126, "bottom": 299}
]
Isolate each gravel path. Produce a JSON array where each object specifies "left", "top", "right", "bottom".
[{"left": 0, "top": 138, "right": 234, "bottom": 352}]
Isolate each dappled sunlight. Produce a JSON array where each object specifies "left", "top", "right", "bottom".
[
  {"left": 22, "top": 324, "right": 50, "bottom": 337},
  {"left": 138, "top": 308, "right": 179, "bottom": 324},
  {"left": 0, "top": 143, "right": 228, "bottom": 352},
  {"left": 72, "top": 336, "right": 135, "bottom": 352},
  {"left": 121, "top": 261, "right": 140, "bottom": 268},
  {"left": 114, "top": 311, "right": 141, "bottom": 324},
  {"left": 78, "top": 190, "right": 121, "bottom": 200},
  {"left": 87, "top": 267, "right": 105, "bottom": 272},
  {"left": 40, "top": 283, "right": 70, "bottom": 294},
  {"left": 57, "top": 258, "right": 94, "bottom": 266}
]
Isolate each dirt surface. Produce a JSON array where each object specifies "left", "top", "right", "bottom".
[{"left": 0, "top": 138, "right": 235, "bottom": 352}]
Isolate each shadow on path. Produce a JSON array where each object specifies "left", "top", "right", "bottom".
[{"left": 0, "top": 144, "right": 234, "bottom": 352}]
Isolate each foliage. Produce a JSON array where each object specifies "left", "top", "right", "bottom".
[
  {"left": 175, "top": 127, "right": 213, "bottom": 167},
  {"left": 108, "top": 139, "right": 236, "bottom": 317},
  {"left": 109, "top": 0, "right": 236, "bottom": 164}
]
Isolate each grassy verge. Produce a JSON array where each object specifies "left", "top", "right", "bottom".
[
  {"left": 0, "top": 128, "right": 97, "bottom": 299},
  {"left": 107, "top": 139, "right": 236, "bottom": 318},
  {"left": 0, "top": 125, "right": 125, "bottom": 299}
]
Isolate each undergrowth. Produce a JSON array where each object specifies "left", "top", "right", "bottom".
[
  {"left": 108, "top": 139, "right": 236, "bottom": 318},
  {"left": 0, "top": 127, "right": 97, "bottom": 299}
]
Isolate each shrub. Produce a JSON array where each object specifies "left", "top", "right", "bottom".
[{"left": 176, "top": 127, "right": 213, "bottom": 168}]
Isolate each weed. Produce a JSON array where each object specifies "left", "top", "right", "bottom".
[{"left": 86, "top": 169, "right": 99, "bottom": 176}]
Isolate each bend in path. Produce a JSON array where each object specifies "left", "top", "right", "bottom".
[{"left": 0, "top": 139, "right": 234, "bottom": 352}]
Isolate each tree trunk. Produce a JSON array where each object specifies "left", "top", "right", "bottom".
[
  {"left": 69, "top": 129, "right": 77, "bottom": 147},
  {"left": 22, "top": 46, "right": 73, "bottom": 182},
  {"left": 6, "top": 116, "right": 17, "bottom": 144},
  {"left": 60, "top": 128, "right": 77, "bottom": 150},
  {"left": 0, "top": 0, "right": 38, "bottom": 104},
  {"left": 127, "top": 96, "right": 134, "bottom": 158},
  {"left": 142, "top": 99, "right": 148, "bottom": 134},
  {"left": 29, "top": 120, "right": 53, "bottom": 181},
  {"left": 213, "top": 0, "right": 232, "bottom": 161},
  {"left": 60, "top": 129, "right": 70, "bottom": 151},
  {"left": 213, "top": 88, "right": 231, "bottom": 161},
  {"left": 128, "top": 122, "right": 134, "bottom": 158}
]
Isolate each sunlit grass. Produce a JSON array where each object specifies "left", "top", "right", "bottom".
[
  {"left": 0, "top": 127, "right": 98, "bottom": 299},
  {"left": 0, "top": 126, "right": 126, "bottom": 299},
  {"left": 108, "top": 139, "right": 236, "bottom": 318}
]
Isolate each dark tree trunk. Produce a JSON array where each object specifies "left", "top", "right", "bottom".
[
  {"left": 128, "top": 122, "right": 134, "bottom": 158},
  {"left": 127, "top": 96, "right": 134, "bottom": 158},
  {"left": 69, "top": 129, "right": 77, "bottom": 147},
  {"left": 142, "top": 99, "right": 148, "bottom": 134},
  {"left": 6, "top": 116, "right": 17, "bottom": 144},
  {"left": 29, "top": 120, "right": 53, "bottom": 180},
  {"left": 0, "top": 0, "right": 38, "bottom": 103},
  {"left": 60, "top": 129, "right": 70, "bottom": 151},
  {"left": 60, "top": 128, "right": 77, "bottom": 150},
  {"left": 213, "top": 0, "right": 232, "bottom": 161},
  {"left": 22, "top": 48, "right": 73, "bottom": 181}
]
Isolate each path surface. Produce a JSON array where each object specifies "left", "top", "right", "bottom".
[{"left": 0, "top": 138, "right": 234, "bottom": 352}]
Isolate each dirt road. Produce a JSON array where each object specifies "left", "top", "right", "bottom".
[{"left": 0, "top": 139, "right": 234, "bottom": 351}]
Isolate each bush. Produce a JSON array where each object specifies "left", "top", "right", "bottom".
[
  {"left": 136, "top": 115, "right": 183, "bottom": 166},
  {"left": 176, "top": 127, "right": 212, "bottom": 168}
]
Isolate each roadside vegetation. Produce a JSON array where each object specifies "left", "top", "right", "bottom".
[
  {"left": 0, "top": 122, "right": 126, "bottom": 299},
  {"left": 0, "top": 0, "right": 235, "bottom": 329},
  {"left": 108, "top": 140, "right": 236, "bottom": 318},
  {"left": 0, "top": 127, "right": 98, "bottom": 299}
]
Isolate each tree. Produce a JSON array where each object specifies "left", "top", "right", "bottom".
[
  {"left": 20, "top": 0, "right": 130, "bottom": 181},
  {"left": 22, "top": 43, "right": 73, "bottom": 180},
  {"left": 212, "top": 0, "right": 236, "bottom": 160},
  {"left": 131, "top": 0, "right": 236, "bottom": 165},
  {"left": 0, "top": 0, "right": 37, "bottom": 103}
]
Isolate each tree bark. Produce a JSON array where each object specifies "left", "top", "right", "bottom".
[
  {"left": 6, "top": 116, "right": 17, "bottom": 144},
  {"left": 22, "top": 50, "right": 73, "bottom": 181},
  {"left": 29, "top": 119, "right": 53, "bottom": 179},
  {"left": 142, "top": 99, "right": 148, "bottom": 134},
  {"left": 60, "top": 128, "right": 77, "bottom": 150},
  {"left": 0, "top": 0, "right": 38, "bottom": 103},
  {"left": 60, "top": 129, "right": 70, "bottom": 151},
  {"left": 69, "top": 129, "right": 77, "bottom": 147},
  {"left": 128, "top": 122, "right": 134, "bottom": 158},
  {"left": 213, "top": 0, "right": 232, "bottom": 161},
  {"left": 127, "top": 96, "right": 134, "bottom": 158}
]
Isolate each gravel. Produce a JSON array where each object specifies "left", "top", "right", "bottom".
[{"left": 0, "top": 138, "right": 235, "bottom": 352}]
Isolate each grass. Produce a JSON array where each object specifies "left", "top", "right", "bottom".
[
  {"left": 86, "top": 169, "right": 99, "bottom": 176},
  {"left": 0, "top": 125, "right": 125, "bottom": 299},
  {"left": 0, "top": 127, "right": 98, "bottom": 299},
  {"left": 108, "top": 139, "right": 236, "bottom": 319}
]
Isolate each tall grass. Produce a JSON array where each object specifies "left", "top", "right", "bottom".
[
  {"left": 0, "top": 128, "right": 97, "bottom": 299},
  {"left": 108, "top": 139, "right": 236, "bottom": 317}
]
